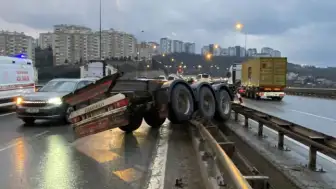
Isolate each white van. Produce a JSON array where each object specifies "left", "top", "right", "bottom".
[
  {"left": 0, "top": 56, "right": 36, "bottom": 108},
  {"left": 196, "top": 73, "right": 212, "bottom": 83}
]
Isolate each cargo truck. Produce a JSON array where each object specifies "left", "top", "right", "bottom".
[{"left": 240, "top": 57, "right": 287, "bottom": 101}]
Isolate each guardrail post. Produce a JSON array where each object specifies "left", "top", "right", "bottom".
[
  {"left": 244, "top": 116, "right": 248, "bottom": 128},
  {"left": 278, "top": 131, "right": 284, "bottom": 150},
  {"left": 234, "top": 112, "right": 239, "bottom": 121},
  {"left": 258, "top": 122, "right": 263, "bottom": 137},
  {"left": 308, "top": 145, "right": 317, "bottom": 170}
]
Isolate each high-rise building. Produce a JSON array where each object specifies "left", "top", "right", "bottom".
[
  {"left": 0, "top": 31, "right": 35, "bottom": 62},
  {"left": 147, "top": 42, "right": 159, "bottom": 55},
  {"left": 201, "top": 46, "right": 209, "bottom": 55},
  {"left": 271, "top": 50, "right": 281, "bottom": 57},
  {"left": 247, "top": 48, "right": 257, "bottom": 56},
  {"left": 160, "top": 38, "right": 172, "bottom": 54},
  {"left": 184, "top": 42, "right": 195, "bottom": 54},
  {"left": 39, "top": 25, "right": 137, "bottom": 65},
  {"left": 220, "top": 48, "right": 229, "bottom": 56},
  {"left": 172, "top": 40, "right": 183, "bottom": 53},
  {"left": 261, "top": 47, "right": 273, "bottom": 55}
]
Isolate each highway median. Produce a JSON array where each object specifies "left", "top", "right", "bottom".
[{"left": 285, "top": 87, "right": 336, "bottom": 99}]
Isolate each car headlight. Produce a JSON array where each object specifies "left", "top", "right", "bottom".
[
  {"left": 48, "top": 97, "right": 62, "bottom": 105},
  {"left": 16, "top": 97, "right": 23, "bottom": 105}
]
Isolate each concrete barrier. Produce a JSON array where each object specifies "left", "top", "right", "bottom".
[{"left": 285, "top": 87, "right": 336, "bottom": 99}]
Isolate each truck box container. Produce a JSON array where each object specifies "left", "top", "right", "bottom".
[{"left": 241, "top": 57, "right": 287, "bottom": 100}]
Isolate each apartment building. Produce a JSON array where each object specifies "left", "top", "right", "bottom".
[
  {"left": 136, "top": 42, "right": 158, "bottom": 60},
  {"left": 172, "top": 40, "right": 183, "bottom": 53},
  {"left": 0, "top": 31, "right": 35, "bottom": 62},
  {"left": 38, "top": 25, "right": 137, "bottom": 65},
  {"left": 184, "top": 42, "right": 195, "bottom": 54},
  {"left": 160, "top": 38, "right": 172, "bottom": 54}
]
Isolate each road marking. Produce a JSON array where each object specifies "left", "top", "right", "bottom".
[
  {"left": 0, "top": 130, "right": 49, "bottom": 152},
  {"left": 146, "top": 120, "right": 171, "bottom": 189},
  {"left": 0, "top": 112, "right": 15, "bottom": 117},
  {"left": 290, "top": 109, "right": 336, "bottom": 122}
]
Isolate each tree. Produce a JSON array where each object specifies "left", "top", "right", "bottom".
[
  {"left": 79, "top": 57, "right": 83, "bottom": 63},
  {"left": 128, "top": 56, "right": 132, "bottom": 61},
  {"left": 64, "top": 59, "right": 69, "bottom": 64}
]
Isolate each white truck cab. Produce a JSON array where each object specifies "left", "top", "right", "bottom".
[
  {"left": 196, "top": 73, "right": 211, "bottom": 83},
  {"left": 0, "top": 56, "right": 36, "bottom": 108}
]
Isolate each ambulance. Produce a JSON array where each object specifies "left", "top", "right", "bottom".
[{"left": 0, "top": 56, "right": 36, "bottom": 108}]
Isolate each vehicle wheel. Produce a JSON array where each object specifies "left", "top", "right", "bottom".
[
  {"left": 64, "top": 106, "right": 74, "bottom": 124},
  {"left": 144, "top": 108, "right": 166, "bottom": 128},
  {"left": 198, "top": 86, "right": 216, "bottom": 119},
  {"left": 214, "top": 89, "right": 232, "bottom": 122},
  {"left": 119, "top": 114, "right": 143, "bottom": 133},
  {"left": 272, "top": 97, "right": 283, "bottom": 101},
  {"left": 168, "top": 83, "right": 194, "bottom": 123},
  {"left": 22, "top": 118, "right": 35, "bottom": 125}
]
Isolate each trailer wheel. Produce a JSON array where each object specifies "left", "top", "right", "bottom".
[
  {"left": 119, "top": 114, "right": 143, "bottom": 133},
  {"left": 168, "top": 83, "right": 194, "bottom": 123},
  {"left": 214, "top": 89, "right": 232, "bottom": 122},
  {"left": 144, "top": 108, "right": 166, "bottom": 128},
  {"left": 198, "top": 86, "right": 216, "bottom": 119}
]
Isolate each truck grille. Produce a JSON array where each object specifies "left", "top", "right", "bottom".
[{"left": 22, "top": 101, "right": 48, "bottom": 107}]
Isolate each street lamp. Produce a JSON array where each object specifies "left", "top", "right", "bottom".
[
  {"left": 235, "top": 22, "right": 247, "bottom": 57},
  {"left": 206, "top": 53, "right": 212, "bottom": 60}
]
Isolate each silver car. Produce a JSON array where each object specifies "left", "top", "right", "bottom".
[{"left": 16, "top": 78, "right": 96, "bottom": 125}]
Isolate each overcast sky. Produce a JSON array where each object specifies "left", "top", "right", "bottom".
[{"left": 1, "top": 0, "right": 335, "bottom": 66}]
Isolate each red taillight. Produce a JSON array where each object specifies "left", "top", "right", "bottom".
[
  {"left": 115, "top": 98, "right": 128, "bottom": 108},
  {"left": 109, "top": 98, "right": 129, "bottom": 109},
  {"left": 72, "top": 116, "right": 82, "bottom": 123}
]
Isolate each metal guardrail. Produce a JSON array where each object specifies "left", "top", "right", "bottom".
[
  {"left": 189, "top": 120, "right": 258, "bottom": 189},
  {"left": 284, "top": 87, "right": 336, "bottom": 98},
  {"left": 232, "top": 103, "right": 336, "bottom": 170}
]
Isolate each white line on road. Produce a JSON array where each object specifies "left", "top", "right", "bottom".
[
  {"left": 0, "top": 112, "right": 15, "bottom": 117},
  {"left": 0, "top": 130, "right": 50, "bottom": 152},
  {"left": 291, "top": 109, "right": 336, "bottom": 122},
  {"left": 146, "top": 120, "right": 171, "bottom": 189}
]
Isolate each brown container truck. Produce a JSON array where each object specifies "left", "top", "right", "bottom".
[{"left": 240, "top": 57, "right": 287, "bottom": 101}]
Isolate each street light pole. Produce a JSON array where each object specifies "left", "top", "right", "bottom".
[
  {"left": 100, "top": 0, "right": 106, "bottom": 76},
  {"left": 244, "top": 32, "right": 247, "bottom": 57}
]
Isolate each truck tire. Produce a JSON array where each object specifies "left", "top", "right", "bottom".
[
  {"left": 168, "top": 83, "right": 194, "bottom": 124},
  {"left": 214, "top": 89, "right": 232, "bottom": 122},
  {"left": 198, "top": 86, "right": 216, "bottom": 119},
  {"left": 119, "top": 114, "right": 143, "bottom": 133},
  {"left": 144, "top": 108, "right": 166, "bottom": 128}
]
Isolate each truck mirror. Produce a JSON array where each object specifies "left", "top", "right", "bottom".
[{"left": 226, "top": 72, "right": 231, "bottom": 78}]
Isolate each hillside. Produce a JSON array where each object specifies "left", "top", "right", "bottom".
[{"left": 152, "top": 53, "right": 336, "bottom": 81}]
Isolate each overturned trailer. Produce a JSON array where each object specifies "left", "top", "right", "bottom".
[{"left": 63, "top": 71, "right": 234, "bottom": 139}]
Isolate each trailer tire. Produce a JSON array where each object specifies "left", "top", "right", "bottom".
[
  {"left": 198, "top": 86, "right": 216, "bottom": 119},
  {"left": 214, "top": 89, "right": 232, "bottom": 122},
  {"left": 168, "top": 83, "right": 194, "bottom": 123},
  {"left": 119, "top": 114, "right": 143, "bottom": 133},
  {"left": 144, "top": 109, "right": 166, "bottom": 128}
]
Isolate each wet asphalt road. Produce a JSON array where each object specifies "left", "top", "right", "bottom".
[
  {"left": 242, "top": 95, "right": 336, "bottom": 137},
  {"left": 0, "top": 111, "right": 203, "bottom": 189}
]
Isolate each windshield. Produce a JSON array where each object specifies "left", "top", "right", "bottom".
[
  {"left": 202, "top": 74, "right": 210, "bottom": 78},
  {"left": 39, "top": 80, "right": 77, "bottom": 92},
  {"left": 168, "top": 76, "right": 175, "bottom": 80}
]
